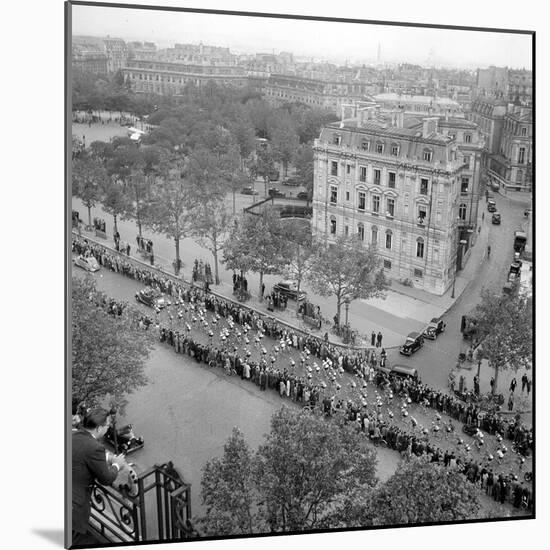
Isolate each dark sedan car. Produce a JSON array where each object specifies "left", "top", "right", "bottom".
[
  {"left": 282, "top": 176, "right": 301, "bottom": 187},
  {"left": 422, "top": 318, "right": 446, "bottom": 340},
  {"left": 273, "top": 280, "right": 306, "bottom": 301},
  {"left": 487, "top": 199, "right": 497, "bottom": 213},
  {"left": 492, "top": 212, "right": 501, "bottom": 225},
  {"left": 297, "top": 191, "right": 311, "bottom": 200},
  {"left": 136, "top": 287, "right": 169, "bottom": 309},
  {"left": 241, "top": 186, "right": 259, "bottom": 195},
  {"left": 268, "top": 187, "right": 285, "bottom": 198},
  {"left": 399, "top": 332, "right": 424, "bottom": 356}
]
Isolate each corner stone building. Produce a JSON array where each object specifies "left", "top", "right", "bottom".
[{"left": 313, "top": 108, "right": 481, "bottom": 295}]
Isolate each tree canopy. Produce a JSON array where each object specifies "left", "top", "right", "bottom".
[
  {"left": 471, "top": 288, "right": 533, "bottom": 393},
  {"left": 71, "top": 276, "right": 154, "bottom": 409},
  {"left": 308, "top": 234, "right": 389, "bottom": 323},
  {"left": 197, "top": 407, "right": 378, "bottom": 535},
  {"left": 362, "top": 457, "right": 482, "bottom": 525},
  {"left": 223, "top": 211, "right": 288, "bottom": 298}
]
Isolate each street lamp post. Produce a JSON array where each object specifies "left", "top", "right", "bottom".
[{"left": 344, "top": 299, "right": 350, "bottom": 327}]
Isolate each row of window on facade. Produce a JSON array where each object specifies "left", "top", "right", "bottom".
[
  {"left": 328, "top": 186, "right": 469, "bottom": 222},
  {"left": 328, "top": 172, "right": 470, "bottom": 198},
  {"left": 328, "top": 219, "right": 428, "bottom": 258},
  {"left": 332, "top": 133, "right": 471, "bottom": 153}
]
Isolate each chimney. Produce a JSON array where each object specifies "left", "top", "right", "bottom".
[
  {"left": 397, "top": 107, "right": 404, "bottom": 129},
  {"left": 422, "top": 117, "right": 438, "bottom": 138}
]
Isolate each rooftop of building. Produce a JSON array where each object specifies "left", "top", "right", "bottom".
[
  {"left": 325, "top": 120, "right": 452, "bottom": 145},
  {"left": 506, "top": 109, "right": 533, "bottom": 123},
  {"left": 373, "top": 92, "right": 460, "bottom": 106}
]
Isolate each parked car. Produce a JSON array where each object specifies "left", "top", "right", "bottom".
[
  {"left": 487, "top": 199, "right": 497, "bottom": 212},
  {"left": 273, "top": 280, "right": 306, "bottom": 301},
  {"left": 268, "top": 187, "right": 285, "bottom": 198},
  {"left": 282, "top": 176, "right": 301, "bottom": 186},
  {"left": 241, "top": 186, "right": 259, "bottom": 195},
  {"left": 491, "top": 212, "right": 501, "bottom": 225},
  {"left": 74, "top": 255, "right": 100, "bottom": 272},
  {"left": 423, "top": 317, "right": 446, "bottom": 340},
  {"left": 399, "top": 332, "right": 424, "bottom": 356},
  {"left": 297, "top": 191, "right": 311, "bottom": 200},
  {"left": 135, "top": 287, "right": 169, "bottom": 309}
]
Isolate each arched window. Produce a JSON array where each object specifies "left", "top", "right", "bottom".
[
  {"left": 358, "top": 223, "right": 364, "bottom": 241},
  {"left": 330, "top": 216, "right": 337, "bottom": 235},
  {"left": 385, "top": 230, "right": 393, "bottom": 250},
  {"left": 371, "top": 225, "right": 378, "bottom": 246},
  {"left": 416, "top": 237, "right": 424, "bottom": 258},
  {"left": 459, "top": 203, "right": 467, "bottom": 220}
]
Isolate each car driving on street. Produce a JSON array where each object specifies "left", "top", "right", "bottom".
[
  {"left": 273, "top": 280, "right": 306, "bottom": 301},
  {"left": 487, "top": 199, "right": 497, "bottom": 212},
  {"left": 74, "top": 255, "right": 101, "bottom": 272},
  {"left": 492, "top": 212, "right": 501, "bottom": 225},
  {"left": 399, "top": 332, "right": 424, "bottom": 356},
  {"left": 268, "top": 187, "right": 285, "bottom": 198},
  {"left": 136, "top": 287, "right": 169, "bottom": 309},
  {"left": 241, "top": 186, "right": 259, "bottom": 195},
  {"left": 422, "top": 317, "right": 446, "bottom": 340}
]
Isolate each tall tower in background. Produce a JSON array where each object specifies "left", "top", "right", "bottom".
[{"left": 377, "top": 42, "right": 381, "bottom": 64}]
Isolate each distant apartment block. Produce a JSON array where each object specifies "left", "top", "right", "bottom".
[{"left": 122, "top": 59, "right": 249, "bottom": 94}]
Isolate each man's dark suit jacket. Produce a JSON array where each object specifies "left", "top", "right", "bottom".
[{"left": 72, "top": 428, "right": 118, "bottom": 534}]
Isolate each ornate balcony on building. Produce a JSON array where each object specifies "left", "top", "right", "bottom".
[{"left": 88, "top": 462, "right": 196, "bottom": 545}]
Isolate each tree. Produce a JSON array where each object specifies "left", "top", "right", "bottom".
[
  {"left": 271, "top": 117, "right": 299, "bottom": 178},
  {"left": 72, "top": 277, "right": 154, "bottom": 408},
  {"left": 193, "top": 200, "right": 231, "bottom": 285},
  {"left": 186, "top": 147, "right": 227, "bottom": 204},
  {"left": 308, "top": 234, "right": 388, "bottom": 325},
  {"left": 196, "top": 407, "right": 378, "bottom": 535},
  {"left": 293, "top": 143, "right": 314, "bottom": 194},
  {"left": 72, "top": 154, "right": 108, "bottom": 227},
  {"left": 231, "top": 119, "right": 256, "bottom": 170},
  {"left": 223, "top": 211, "right": 287, "bottom": 300},
  {"left": 359, "top": 457, "right": 482, "bottom": 525},
  {"left": 471, "top": 289, "right": 532, "bottom": 394},
  {"left": 254, "top": 407, "right": 378, "bottom": 532},
  {"left": 101, "top": 177, "right": 128, "bottom": 235},
  {"left": 280, "top": 219, "right": 317, "bottom": 313},
  {"left": 198, "top": 428, "right": 255, "bottom": 536},
  {"left": 248, "top": 147, "right": 277, "bottom": 197},
  {"left": 147, "top": 156, "right": 192, "bottom": 270}
]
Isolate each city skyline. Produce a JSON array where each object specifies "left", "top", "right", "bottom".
[{"left": 72, "top": 5, "right": 533, "bottom": 70}]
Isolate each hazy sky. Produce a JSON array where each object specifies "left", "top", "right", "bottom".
[{"left": 71, "top": 4, "right": 532, "bottom": 69}]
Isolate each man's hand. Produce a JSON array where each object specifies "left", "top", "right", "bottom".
[{"left": 111, "top": 454, "right": 127, "bottom": 468}]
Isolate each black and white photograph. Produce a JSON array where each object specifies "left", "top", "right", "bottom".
[{"left": 63, "top": 1, "right": 535, "bottom": 548}]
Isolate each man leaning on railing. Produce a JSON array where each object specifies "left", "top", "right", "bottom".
[{"left": 72, "top": 408, "right": 126, "bottom": 547}]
